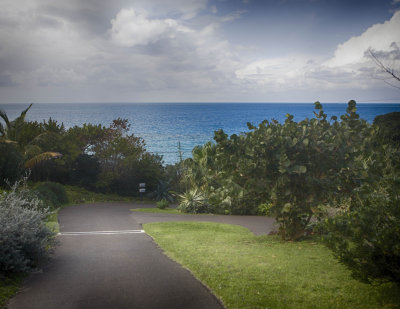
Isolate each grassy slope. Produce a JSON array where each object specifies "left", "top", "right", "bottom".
[{"left": 144, "top": 222, "right": 400, "bottom": 309}]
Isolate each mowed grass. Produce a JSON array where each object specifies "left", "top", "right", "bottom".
[
  {"left": 131, "top": 208, "right": 181, "bottom": 214},
  {"left": 144, "top": 222, "right": 400, "bottom": 309}
]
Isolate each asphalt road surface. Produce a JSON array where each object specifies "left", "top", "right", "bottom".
[{"left": 9, "top": 203, "right": 226, "bottom": 309}]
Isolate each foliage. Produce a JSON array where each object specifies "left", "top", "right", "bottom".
[
  {"left": 181, "top": 101, "right": 373, "bottom": 240},
  {"left": 0, "top": 143, "right": 24, "bottom": 187},
  {"left": 156, "top": 198, "right": 169, "bottom": 210},
  {"left": 177, "top": 188, "right": 211, "bottom": 213},
  {"left": 0, "top": 179, "right": 56, "bottom": 274},
  {"left": 145, "top": 222, "right": 400, "bottom": 309},
  {"left": 64, "top": 185, "right": 134, "bottom": 204},
  {"left": 66, "top": 118, "right": 163, "bottom": 196},
  {"left": 373, "top": 112, "right": 400, "bottom": 146},
  {"left": 150, "top": 179, "right": 175, "bottom": 202},
  {"left": 0, "top": 104, "right": 33, "bottom": 143},
  {"left": 70, "top": 154, "right": 100, "bottom": 190},
  {"left": 322, "top": 147, "right": 400, "bottom": 284},
  {"left": 0, "top": 273, "right": 24, "bottom": 309},
  {"left": 1, "top": 106, "right": 165, "bottom": 197},
  {"left": 34, "top": 182, "right": 69, "bottom": 209}
]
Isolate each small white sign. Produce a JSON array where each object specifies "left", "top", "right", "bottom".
[
  {"left": 139, "top": 183, "right": 146, "bottom": 188},
  {"left": 139, "top": 188, "right": 146, "bottom": 193}
]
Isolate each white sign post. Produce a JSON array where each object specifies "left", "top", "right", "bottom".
[{"left": 139, "top": 183, "right": 146, "bottom": 200}]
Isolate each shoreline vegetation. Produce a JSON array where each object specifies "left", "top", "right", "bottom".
[{"left": 1, "top": 101, "right": 399, "bottom": 307}]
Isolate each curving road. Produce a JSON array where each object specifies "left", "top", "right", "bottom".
[
  {"left": 9, "top": 203, "right": 225, "bottom": 309},
  {"left": 9, "top": 203, "right": 276, "bottom": 309}
]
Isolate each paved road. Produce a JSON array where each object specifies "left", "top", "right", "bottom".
[{"left": 9, "top": 203, "right": 225, "bottom": 309}]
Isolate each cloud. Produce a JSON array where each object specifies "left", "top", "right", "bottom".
[
  {"left": 325, "top": 11, "right": 400, "bottom": 67},
  {"left": 110, "top": 8, "right": 190, "bottom": 47}
]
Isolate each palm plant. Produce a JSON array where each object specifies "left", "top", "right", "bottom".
[
  {"left": 177, "top": 188, "right": 211, "bottom": 213},
  {"left": 0, "top": 103, "right": 32, "bottom": 143},
  {"left": 0, "top": 104, "right": 62, "bottom": 168}
]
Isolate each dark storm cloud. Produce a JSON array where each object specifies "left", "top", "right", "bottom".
[
  {"left": 0, "top": 0, "right": 399, "bottom": 103},
  {"left": 0, "top": 73, "right": 15, "bottom": 87}
]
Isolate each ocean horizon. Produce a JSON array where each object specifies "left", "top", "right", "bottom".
[{"left": 1, "top": 102, "right": 399, "bottom": 165}]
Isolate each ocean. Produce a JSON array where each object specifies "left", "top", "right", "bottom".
[{"left": 1, "top": 102, "right": 399, "bottom": 165}]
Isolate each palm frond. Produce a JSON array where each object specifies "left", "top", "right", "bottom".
[
  {"left": 24, "top": 151, "right": 62, "bottom": 168},
  {"left": 19, "top": 103, "right": 33, "bottom": 122},
  {"left": 0, "top": 109, "right": 10, "bottom": 128}
]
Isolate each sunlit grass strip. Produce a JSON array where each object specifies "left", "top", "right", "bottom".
[
  {"left": 144, "top": 222, "right": 400, "bottom": 309},
  {"left": 131, "top": 208, "right": 182, "bottom": 214}
]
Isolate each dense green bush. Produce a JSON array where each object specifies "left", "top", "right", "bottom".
[
  {"left": 156, "top": 198, "right": 169, "bottom": 210},
  {"left": 34, "top": 182, "right": 68, "bottom": 209},
  {"left": 373, "top": 112, "right": 400, "bottom": 146},
  {"left": 0, "top": 143, "right": 24, "bottom": 187},
  {"left": 0, "top": 180, "right": 56, "bottom": 273},
  {"left": 323, "top": 181, "right": 400, "bottom": 284},
  {"left": 181, "top": 101, "right": 373, "bottom": 239},
  {"left": 322, "top": 146, "right": 400, "bottom": 285},
  {"left": 178, "top": 189, "right": 211, "bottom": 214}
]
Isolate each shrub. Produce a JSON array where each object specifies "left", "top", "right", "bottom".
[
  {"left": 156, "top": 198, "right": 169, "bottom": 210},
  {"left": 373, "top": 112, "right": 400, "bottom": 146},
  {"left": 0, "top": 179, "right": 56, "bottom": 273},
  {"left": 322, "top": 177, "right": 400, "bottom": 285},
  {"left": 34, "top": 182, "right": 68, "bottom": 209},
  {"left": 0, "top": 143, "right": 24, "bottom": 187},
  {"left": 178, "top": 189, "right": 211, "bottom": 214}
]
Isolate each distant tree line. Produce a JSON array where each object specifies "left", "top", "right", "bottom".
[{"left": 0, "top": 104, "right": 166, "bottom": 196}]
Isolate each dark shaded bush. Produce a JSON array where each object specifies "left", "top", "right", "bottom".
[
  {"left": 0, "top": 180, "right": 56, "bottom": 273},
  {"left": 34, "top": 182, "right": 68, "bottom": 209},
  {"left": 322, "top": 148, "right": 400, "bottom": 285},
  {"left": 0, "top": 143, "right": 24, "bottom": 187},
  {"left": 373, "top": 112, "right": 400, "bottom": 146},
  {"left": 70, "top": 154, "right": 100, "bottom": 189},
  {"left": 323, "top": 182, "right": 400, "bottom": 284}
]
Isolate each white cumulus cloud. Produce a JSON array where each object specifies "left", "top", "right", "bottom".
[
  {"left": 325, "top": 10, "right": 400, "bottom": 67},
  {"left": 110, "top": 8, "right": 192, "bottom": 47}
]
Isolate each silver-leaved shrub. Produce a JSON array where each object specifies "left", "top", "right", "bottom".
[{"left": 0, "top": 178, "right": 56, "bottom": 273}]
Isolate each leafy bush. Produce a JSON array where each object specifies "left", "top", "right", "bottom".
[
  {"left": 322, "top": 146, "right": 400, "bottom": 284},
  {"left": 156, "top": 198, "right": 169, "bottom": 209},
  {"left": 0, "top": 143, "right": 24, "bottom": 187},
  {"left": 0, "top": 179, "right": 56, "bottom": 273},
  {"left": 150, "top": 180, "right": 175, "bottom": 202},
  {"left": 34, "top": 182, "right": 68, "bottom": 209},
  {"left": 373, "top": 112, "right": 400, "bottom": 146},
  {"left": 178, "top": 189, "right": 211, "bottom": 214},
  {"left": 182, "top": 101, "right": 373, "bottom": 239},
  {"left": 323, "top": 181, "right": 400, "bottom": 284}
]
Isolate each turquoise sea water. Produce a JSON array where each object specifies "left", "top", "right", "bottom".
[{"left": 1, "top": 103, "right": 399, "bottom": 165}]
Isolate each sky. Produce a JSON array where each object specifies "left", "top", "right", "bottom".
[{"left": 0, "top": 0, "right": 399, "bottom": 103}]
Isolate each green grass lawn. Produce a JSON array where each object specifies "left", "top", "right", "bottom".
[
  {"left": 131, "top": 208, "right": 182, "bottom": 214},
  {"left": 0, "top": 274, "right": 24, "bottom": 309},
  {"left": 64, "top": 185, "right": 140, "bottom": 205},
  {"left": 144, "top": 222, "right": 400, "bottom": 309}
]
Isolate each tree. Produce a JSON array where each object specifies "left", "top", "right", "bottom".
[
  {"left": 0, "top": 104, "right": 33, "bottom": 143},
  {"left": 368, "top": 48, "right": 400, "bottom": 89},
  {"left": 0, "top": 105, "right": 62, "bottom": 182}
]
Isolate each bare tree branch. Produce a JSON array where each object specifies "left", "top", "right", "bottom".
[{"left": 368, "top": 48, "right": 400, "bottom": 89}]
